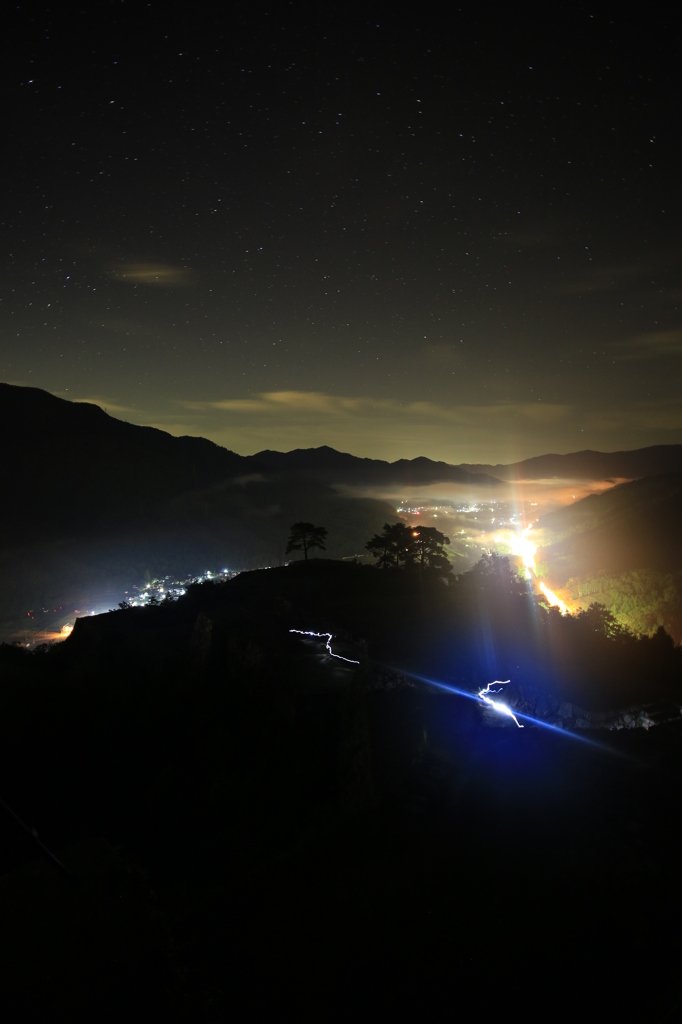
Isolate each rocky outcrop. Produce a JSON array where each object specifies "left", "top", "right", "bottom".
[{"left": 505, "top": 683, "right": 680, "bottom": 732}]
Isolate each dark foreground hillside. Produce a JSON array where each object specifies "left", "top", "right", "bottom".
[{"left": 1, "top": 561, "right": 681, "bottom": 1018}]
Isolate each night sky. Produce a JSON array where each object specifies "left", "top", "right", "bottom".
[{"left": 2, "top": 5, "right": 681, "bottom": 463}]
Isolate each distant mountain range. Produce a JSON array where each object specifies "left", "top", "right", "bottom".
[
  {"left": 4, "top": 386, "right": 680, "bottom": 514},
  {"left": 251, "top": 443, "right": 682, "bottom": 486},
  {"left": 464, "top": 447, "right": 682, "bottom": 481},
  {"left": 0, "top": 385, "right": 398, "bottom": 629},
  {"left": 2, "top": 382, "right": 681, "bottom": 638},
  {"left": 251, "top": 446, "right": 501, "bottom": 488}
]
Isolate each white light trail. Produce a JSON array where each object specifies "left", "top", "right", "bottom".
[
  {"left": 289, "top": 629, "right": 360, "bottom": 664},
  {"left": 477, "top": 680, "right": 524, "bottom": 728}
]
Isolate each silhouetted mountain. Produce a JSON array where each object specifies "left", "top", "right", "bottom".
[
  {"left": 4, "top": 384, "right": 682, "bottom": 639},
  {"left": 0, "top": 383, "right": 249, "bottom": 541},
  {"left": 252, "top": 443, "right": 682, "bottom": 487},
  {"left": 463, "top": 446, "right": 682, "bottom": 481},
  {"left": 0, "top": 385, "right": 399, "bottom": 630},
  {"left": 251, "top": 445, "right": 502, "bottom": 487}
]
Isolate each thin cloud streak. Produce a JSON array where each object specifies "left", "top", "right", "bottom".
[
  {"left": 109, "top": 263, "right": 192, "bottom": 287},
  {"left": 181, "top": 392, "right": 573, "bottom": 425},
  {"left": 173, "top": 392, "right": 579, "bottom": 461},
  {"left": 615, "top": 329, "right": 682, "bottom": 361},
  {"left": 65, "top": 390, "right": 682, "bottom": 462}
]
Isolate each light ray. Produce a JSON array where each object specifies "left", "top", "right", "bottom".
[
  {"left": 497, "top": 525, "right": 573, "bottom": 614},
  {"left": 478, "top": 680, "right": 524, "bottom": 727},
  {"left": 397, "top": 669, "right": 621, "bottom": 753}
]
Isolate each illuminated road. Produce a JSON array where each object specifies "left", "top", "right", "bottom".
[{"left": 505, "top": 529, "right": 572, "bottom": 614}]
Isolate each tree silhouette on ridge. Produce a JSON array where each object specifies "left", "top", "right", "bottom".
[{"left": 286, "top": 522, "right": 328, "bottom": 562}]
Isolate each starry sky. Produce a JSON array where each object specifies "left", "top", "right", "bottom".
[{"left": 2, "top": 4, "right": 681, "bottom": 463}]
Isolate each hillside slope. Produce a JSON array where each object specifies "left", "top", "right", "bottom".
[
  {"left": 464, "top": 446, "right": 682, "bottom": 481},
  {"left": 535, "top": 474, "right": 682, "bottom": 638},
  {"left": 0, "top": 385, "right": 399, "bottom": 631},
  {"left": 537, "top": 474, "right": 682, "bottom": 577},
  {"left": 0, "top": 383, "right": 248, "bottom": 542}
]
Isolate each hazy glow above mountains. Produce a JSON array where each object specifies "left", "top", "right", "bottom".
[{"left": 2, "top": 11, "right": 681, "bottom": 463}]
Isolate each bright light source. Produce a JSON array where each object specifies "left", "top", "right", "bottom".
[
  {"left": 508, "top": 532, "right": 537, "bottom": 572},
  {"left": 478, "top": 681, "right": 523, "bottom": 727}
]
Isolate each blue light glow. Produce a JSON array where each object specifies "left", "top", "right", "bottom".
[
  {"left": 477, "top": 680, "right": 523, "bottom": 728},
  {"left": 400, "top": 670, "right": 618, "bottom": 753}
]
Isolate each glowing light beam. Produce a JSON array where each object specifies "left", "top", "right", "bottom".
[
  {"left": 477, "top": 680, "right": 524, "bottom": 727},
  {"left": 496, "top": 525, "right": 573, "bottom": 614},
  {"left": 508, "top": 533, "right": 537, "bottom": 573},
  {"left": 394, "top": 669, "right": 621, "bottom": 753}
]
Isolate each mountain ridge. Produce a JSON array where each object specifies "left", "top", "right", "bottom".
[
  {"left": 3, "top": 383, "right": 681, "bottom": 641},
  {"left": 0, "top": 385, "right": 399, "bottom": 631},
  {"left": 464, "top": 446, "right": 682, "bottom": 481},
  {"left": 5, "top": 384, "right": 680, "bottom": 493},
  {"left": 250, "top": 445, "right": 502, "bottom": 487}
]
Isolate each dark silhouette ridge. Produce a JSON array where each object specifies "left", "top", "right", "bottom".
[
  {"left": 5, "top": 385, "right": 680, "bottom": 500},
  {"left": 252, "top": 445, "right": 503, "bottom": 487},
  {"left": 3, "top": 383, "right": 681, "bottom": 641},
  {"left": 0, "top": 383, "right": 248, "bottom": 539},
  {"left": 464, "top": 445, "right": 682, "bottom": 481},
  {"left": 0, "top": 384, "right": 399, "bottom": 630},
  {"left": 252, "top": 445, "right": 682, "bottom": 486}
]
